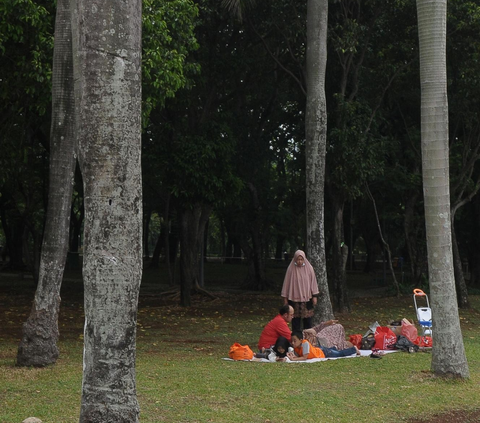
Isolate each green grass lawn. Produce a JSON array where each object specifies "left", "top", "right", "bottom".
[{"left": 1, "top": 265, "right": 480, "bottom": 422}]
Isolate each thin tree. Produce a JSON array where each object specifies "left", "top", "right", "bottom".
[
  {"left": 71, "top": 0, "right": 143, "bottom": 419},
  {"left": 17, "top": 0, "right": 76, "bottom": 367},
  {"left": 416, "top": 0, "right": 469, "bottom": 378},
  {"left": 305, "top": 0, "right": 333, "bottom": 323}
]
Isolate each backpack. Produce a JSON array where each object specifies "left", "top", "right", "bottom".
[
  {"left": 395, "top": 335, "right": 419, "bottom": 352},
  {"left": 228, "top": 343, "right": 254, "bottom": 360},
  {"left": 361, "top": 333, "right": 376, "bottom": 350}
]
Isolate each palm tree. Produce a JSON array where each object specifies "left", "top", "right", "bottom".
[
  {"left": 71, "top": 0, "right": 143, "bottom": 419},
  {"left": 416, "top": 0, "right": 469, "bottom": 378},
  {"left": 16, "top": 0, "right": 76, "bottom": 367},
  {"left": 305, "top": 0, "right": 333, "bottom": 322}
]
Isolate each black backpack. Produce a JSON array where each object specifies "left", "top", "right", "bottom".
[{"left": 395, "top": 335, "right": 419, "bottom": 352}]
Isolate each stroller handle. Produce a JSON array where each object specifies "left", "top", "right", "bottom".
[{"left": 413, "top": 288, "right": 427, "bottom": 296}]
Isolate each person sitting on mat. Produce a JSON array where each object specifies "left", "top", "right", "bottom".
[{"left": 257, "top": 304, "right": 294, "bottom": 351}]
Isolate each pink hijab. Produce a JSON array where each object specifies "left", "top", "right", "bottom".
[{"left": 281, "top": 250, "right": 319, "bottom": 302}]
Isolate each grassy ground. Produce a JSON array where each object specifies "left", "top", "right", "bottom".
[{"left": 1, "top": 262, "right": 480, "bottom": 422}]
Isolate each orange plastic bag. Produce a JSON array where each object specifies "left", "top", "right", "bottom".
[{"left": 228, "top": 343, "right": 254, "bottom": 360}]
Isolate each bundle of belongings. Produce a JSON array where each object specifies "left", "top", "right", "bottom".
[{"left": 348, "top": 318, "right": 432, "bottom": 358}]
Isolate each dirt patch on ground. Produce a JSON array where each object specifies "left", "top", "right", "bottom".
[{"left": 407, "top": 409, "right": 480, "bottom": 422}]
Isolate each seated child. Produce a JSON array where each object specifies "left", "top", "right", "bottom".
[{"left": 287, "top": 331, "right": 359, "bottom": 361}]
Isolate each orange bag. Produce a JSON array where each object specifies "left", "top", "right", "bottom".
[{"left": 228, "top": 343, "right": 254, "bottom": 360}]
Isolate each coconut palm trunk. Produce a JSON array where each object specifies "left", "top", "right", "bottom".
[
  {"left": 305, "top": 0, "right": 333, "bottom": 322},
  {"left": 16, "top": 0, "right": 76, "bottom": 367},
  {"left": 71, "top": 0, "right": 143, "bottom": 419},
  {"left": 416, "top": 0, "right": 469, "bottom": 378}
]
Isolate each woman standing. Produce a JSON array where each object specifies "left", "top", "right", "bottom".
[{"left": 281, "top": 250, "right": 319, "bottom": 331}]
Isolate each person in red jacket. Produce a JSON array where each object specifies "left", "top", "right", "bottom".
[{"left": 257, "top": 305, "right": 294, "bottom": 350}]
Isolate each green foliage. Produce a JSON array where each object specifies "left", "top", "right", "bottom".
[
  {"left": 145, "top": 115, "right": 242, "bottom": 207},
  {"left": 142, "top": 0, "right": 200, "bottom": 124},
  {"left": 328, "top": 98, "right": 385, "bottom": 199},
  {"left": 0, "top": 0, "right": 54, "bottom": 116}
]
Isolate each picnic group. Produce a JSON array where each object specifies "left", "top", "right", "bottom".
[{"left": 228, "top": 250, "right": 429, "bottom": 362}]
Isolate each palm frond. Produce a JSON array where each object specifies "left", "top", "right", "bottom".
[{"left": 221, "top": 0, "right": 256, "bottom": 21}]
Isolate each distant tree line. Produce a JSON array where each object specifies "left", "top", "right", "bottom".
[{"left": 2, "top": 0, "right": 480, "bottom": 311}]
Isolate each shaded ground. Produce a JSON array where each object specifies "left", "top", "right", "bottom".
[
  {"left": 407, "top": 409, "right": 480, "bottom": 423},
  {"left": 1, "top": 267, "right": 478, "bottom": 422}
]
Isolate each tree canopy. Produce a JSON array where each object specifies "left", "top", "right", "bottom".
[{"left": 1, "top": 0, "right": 480, "bottom": 302}]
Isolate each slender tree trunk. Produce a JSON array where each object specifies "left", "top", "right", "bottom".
[
  {"left": 362, "top": 238, "right": 378, "bottom": 274},
  {"left": 69, "top": 188, "right": 84, "bottom": 253},
  {"left": 403, "top": 191, "right": 427, "bottom": 284},
  {"left": 240, "top": 237, "right": 268, "bottom": 290},
  {"left": 275, "top": 235, "right": 285, "bottom": 261},
  {"left": 179, "top": 204, "right": 211, "bottom": 306},
  {"left": 469, "top": 196, "right": 480, "bottom": 287},
  {"left": 241, "top": 182, "right": 269, "bottom": 290},
  {"left": 161, "top": 193, "right": 175, "bottom": 284},
  {"left": 143, "top": 208, "right": 152, "bottom": 259},
  {"left": 150, "top": 232, "right": 162, "bottom": 268},
  {"left": 451, "top": 222, "right": 469, "bottom": 308},
  {"left": 17, "top": 0, "right": 76, "bottom": 367},
  {"left": 331, "top": 193, "right": 350, "bottom": 312},
  {"left": 167, "top": 209, "right": 179, "bottom": 285},
  {"left": 71, "top": 0, "right": 143, "bottom": 418},
  {"left": 417, "top": 0, "right": 469, "bottom": 378},
  {"left": 366, "top": 184, "right": 400, "bottom": 295},
  {"left": 220, "top": 218, "right": 226, "bottom": 261},
  {"left": 305, "top": 0, "right": 333, "bottom": 323}
]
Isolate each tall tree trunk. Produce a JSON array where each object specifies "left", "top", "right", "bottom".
[
  {"left": 241, "top": 182, "right": 269, "bottom": 289},
  {"left": 305, "top": 0, "right": 333, "bottom": 323},
  {"left": 274, "top": 235, "right": 285, "bottom": 261},
  {"left": 240, "top": 236, "right": 268, "bottom": 291},
  {"left": 366, "top": 184, "right": 401, "bottom": 295},
  {"left": 469, "top": 196, "right": 480, "bottom": 287},
  {"left": 150, "top": 232, "right": 163, "bottom": 268},
  {"left": 417, "top": 0, "right": 469, "bottom": 378},
  {"left": 71, "top": 0, "right": 143, "bottom": 419},
  {"left": 167, "top": 209, "right": 179, "bottom": 285},
  {"left": 179, "top": 204, "right": 211, "bottom": 306},
  {"left": 17, "top": 0, "right": 76, "bottom": 367},
  {"left": 403, "top": 190, "right": 427, "bottom": 284},
  {"left": 331, "top": 193, "right": 350, "bottom": 312},
  {"left": 69, "top": 179, "right": 84, "bottom": 254},
  {"left": 143, "top": 208, "right": 152, "bottom": 259},
  {"left": 451, "top": 223, "right": 469, "bottom": 308}
]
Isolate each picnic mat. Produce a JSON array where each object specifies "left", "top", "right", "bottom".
[{"left": 223, "top": 349, "right": 398, "bottom": 363}]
